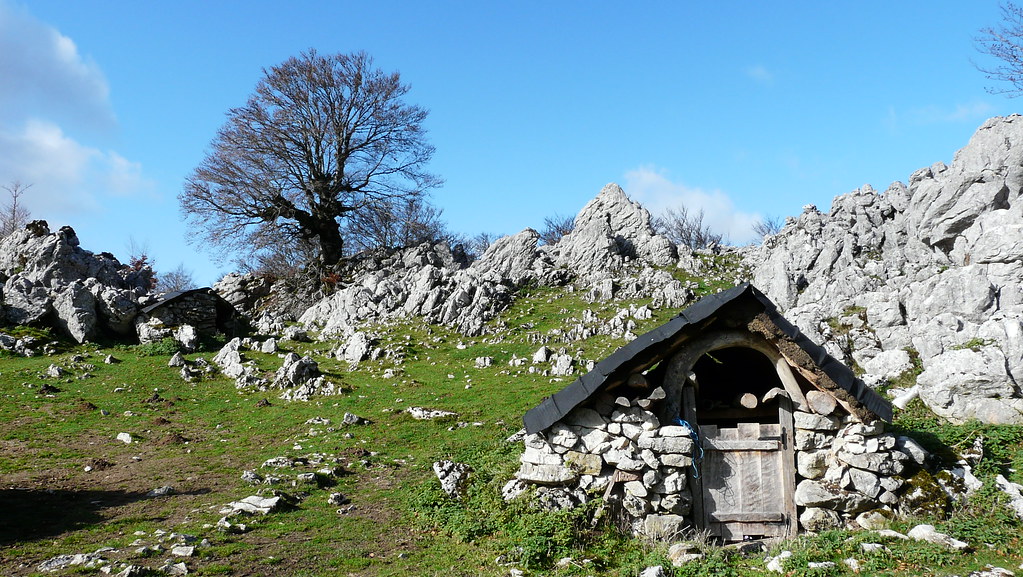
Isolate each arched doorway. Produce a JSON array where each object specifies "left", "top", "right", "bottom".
[{"left": 665, "top": 332, "right": 799, "bottom": 541}]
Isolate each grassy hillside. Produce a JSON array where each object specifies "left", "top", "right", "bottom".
[{"left": 1, "top": 257, "right": 1022, "bottom": 576}]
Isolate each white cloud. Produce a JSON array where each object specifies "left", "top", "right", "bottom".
[
  {"left": 0, "top": 1, "right": 113, "bottom": 130},
  {"left": 0, "top": 119, "right": 155, "bottom": 220},
  {"left": 746, "top": 64, "right": 773, "bottom": 84},
  {"left": 0, "top": 2, "right": 154, "bottom": 224},
  {"left": 622, "top": 165, "right": 762, "bottom": 245}
]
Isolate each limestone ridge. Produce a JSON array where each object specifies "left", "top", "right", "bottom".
[
  {"left": 297, "top": 183, "right": 691, "bottom": 338},
  {"left": 749, "top": 114, "right": 1023, "bottom": 424},
  {"left": 0, "top": 221, "right": 153, "bottom": 343},
  {"left": 547, "top": 183, "right": 678, "bottom": 273}
]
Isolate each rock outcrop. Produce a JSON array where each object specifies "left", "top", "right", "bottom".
[
  {"left": 0, "top": 222, "right": 154, "bottom": 343},
  {"left": 749, "top": 115, "right": 1023, "bottom": 424},
  {"left": 299, "top": 183, "right": 696, "bottom": 340},
  {"left": 547, "top": 183, "right": 678, "bottom": 274}
]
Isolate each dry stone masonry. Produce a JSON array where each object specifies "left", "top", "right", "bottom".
[{"left": 508, "top": 386, "right": 924, "bottom": 538}]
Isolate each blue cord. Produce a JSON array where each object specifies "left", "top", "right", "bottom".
[{"left": 674, "top": 417, "right": 703, "bottom": 479}]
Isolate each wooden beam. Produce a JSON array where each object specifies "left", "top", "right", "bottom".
[
  {"left": 703, "top": 439, "right": 781, "bottom": 451},
  {"left": 806, "top": 390, "right": 839, "bottom": 415},
  {"left": 709, "top": 512, "right": 786, "bottom": 523}
]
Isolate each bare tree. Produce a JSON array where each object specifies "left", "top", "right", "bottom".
[
  {"left": 158, "top": 263, "right": 198, "bottom": 293},
  {"left": 1, "top": 181, "right": 32, "bottom": 238},
  {"left": 237, "top": 235, "right": 319, "bottom": 279},
  {"left": 976, "top": 2, "right": 1023, "bottom": 96},
  {"left": 344, "top": 195, "right": 450, "bottom": 254},
  {"left": 653, "top": 205, "right": 723, "bottom": 250},
  {"left": 180, "top": 50, "right": 441, "bottom": 273},
  {"left": 125, "top": 236, "right": 157, "bottom": 291},
  {"left": 753, "top": 215, "right": 784, "bottom": 240},
  {"left": 464, "top": 231, "right": 496, "bottom": 261},
  {"left": 538, "top": 213, "right": 574, "bottom": 245}
]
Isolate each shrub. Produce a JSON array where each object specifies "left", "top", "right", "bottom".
[{"left": 131, "top": 337, "right": 181, "bottom": 357}]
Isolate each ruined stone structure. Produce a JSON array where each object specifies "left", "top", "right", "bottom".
[
  {"left": 135, "top": 288, "right": 239, "bottom": 346},
  {"left": 509, "top": 284, "right": 922, "bottom": 541}
]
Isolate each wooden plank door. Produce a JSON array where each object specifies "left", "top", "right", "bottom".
[{"left": 699, "top": 421, "right": 795, "bottom": 540}]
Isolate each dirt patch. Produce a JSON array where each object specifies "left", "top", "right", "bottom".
[
  {"left": 155, "top": 432, "right": 190, "bottom": 445},
  {"left": 84, "top": 457, "right": 114, "bottom": 470}
]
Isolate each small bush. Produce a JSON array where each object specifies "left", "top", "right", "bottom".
[
  {"left": 1, "top": 325, "right": 54, "bottom": 341},
  {"left": 131, "top": 337, "right": 181, "bottom": 357}
]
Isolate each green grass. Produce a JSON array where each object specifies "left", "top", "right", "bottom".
[{"left": 2, "top": 255, "right": 1023, "bottom": 575}]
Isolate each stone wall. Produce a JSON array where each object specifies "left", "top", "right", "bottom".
[
  {"left": 136, "top": 290, "right": 236, "bottom": 345},
  {"left": 508, "top": 382, "right": 928, "bottom": 538}
]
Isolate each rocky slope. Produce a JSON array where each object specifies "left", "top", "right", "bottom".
[
  {"left": 0, "top": 221, "right": 154, "bottom": 343},
  {"left": 749, "top": 115, "right": 1023, "bottom": 424},
  {"left": 7, "top": 118, "right": 1023, "bottom": 426},
  {"left": 297, "top": 183, "right": 698, "bottom": 338}
]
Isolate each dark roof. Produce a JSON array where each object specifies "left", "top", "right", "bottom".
[
  {"left": 522, "top": 283, "right": 893, "bottom": 433},
  {"left": 141, "top": 288, "right": 222, "bottom": 314}
]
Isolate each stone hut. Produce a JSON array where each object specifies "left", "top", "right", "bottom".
[
  {"left": 510, "top": 283, "right": 914, "bottom": 541},
  {"left": 135, "top": 288, "right": 239, "bottom": 345}
]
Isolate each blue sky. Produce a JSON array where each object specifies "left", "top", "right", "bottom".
[{"left": 0, "top": 1, "right": 1017, "bottom": 285}]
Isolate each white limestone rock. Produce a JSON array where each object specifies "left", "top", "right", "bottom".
[
  {"left": 433, "top": 460, "right": 473, "bottom": 499},
  {"left": 907, "top": 524, "right": 969, "bottom": 550}
]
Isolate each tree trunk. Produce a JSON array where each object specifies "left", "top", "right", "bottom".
[{"left": 315, "top": 220, "right": 345, "bottom": 269}]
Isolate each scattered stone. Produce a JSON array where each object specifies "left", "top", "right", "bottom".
[
  {"left": 273, "top": 353, "right": 320, "bottom": 388},
  {"left": 216, "top": 517, "right": 248, "bottom": 534},
  {"left": 147, "top": 486, "right": 175, "bottom": 497},
  {"left": 220, "top": 495, "right": 289, "bottom": 516},
  {"left": 965, "top": 566, "right": 1016, "bottom": 577},
  {"left": 995, "top": 475, "right": 1023, "bottom": 519},
  {"left": 907, "top": 523, "right": 969, "bottom": 550},
  {"left": 406, "top": 406, "right": 457, "bottom": 420},
  {"left": 158, "top": 560, "right": 189, "bottom": 575},
  {"left": 433, "top": 460, "right": 473, "bottom": 499},
  {"left": 667, "top": 543, "right": 703, "bottom": 566},
  {"left": 327, "top": 492, "right": 350, "bottom": 506},
  {"left": 168, "top": 352, "right": 187, "bottom": 367},
  {"left": 116, "top": 432, "right": 133, "bottom": 444},
  {"left": 45, "top": 364, "right": 67, "bottom": 378},
  {"left": 765, "top": 550, "right": 792, "bottom": 573},
  {"left": 262, "top": 456, "right": 294, "bottom": 468},
  {"left": 341, "top": 412, "right": 368, "bottom": 426}
]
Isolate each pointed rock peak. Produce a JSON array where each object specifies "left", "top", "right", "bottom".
[
  {"left": 572, "top": 182, "right": 656, "bottom": 237},
  {"left": 598, "top": 182, "right": 628, "bottom": 200},
  {"left": 549, "top": 183, "right": 677, "bottom": 273}
]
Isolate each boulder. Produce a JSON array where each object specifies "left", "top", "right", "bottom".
[
  {"left": 433, "top": 460, "right": 473, "bottom": 499},
  {"left": 213, "top": 272, "right": 272, "bottom": 313},
  {"left": 917, "top": 348, "right": 1023, "bottom": 424},
  {"left": 273, "top": 353, "right": 320, "bottom": 388},
  {"left": 52, "top": 282, "right": 99, "bottom": 342},
  {"left": 0, "top": 222, "right": 150, "bottom": 342},
  {"left": 795, "top": 479, "right": 877, "bottom": 513}
]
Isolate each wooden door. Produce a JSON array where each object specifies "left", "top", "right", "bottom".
[{"left": 699, "top": 421, "right": 796, "bottom": 540}]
